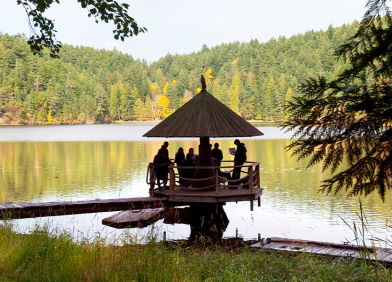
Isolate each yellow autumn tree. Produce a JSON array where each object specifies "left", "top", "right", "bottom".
[
  {"left": 157, "top": 95, "right": 171, "bottom": 118},
  {"left": 149, "top": 83, "right": 159, "bottom": 96},
  {"left": 162, "top": 82, "right": 169, "bottom": 94}
]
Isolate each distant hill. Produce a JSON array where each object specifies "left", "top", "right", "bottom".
[{"left": 0, "top": 22, "right": 359, "bottom": 124}]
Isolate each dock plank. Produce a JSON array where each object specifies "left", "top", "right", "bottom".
[
  {"left": 251, "top": 238, "right": 392, "bottom": 264},
  {"left": 380, "top": 252, "right": 392, "bottom": 262},
  {"left": 0, "top": 197, "right": 168, "bottom": 219}
]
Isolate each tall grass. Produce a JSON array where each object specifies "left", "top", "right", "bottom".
[
  {"left": 340, "top": 200, "right": 392, "bottom": 260},
  {"left": 0, "top": 223, "right": 391, "bottom": 281}
]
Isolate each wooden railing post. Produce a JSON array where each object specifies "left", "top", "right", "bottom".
[
  {"left": 255, "top": 164, "right": 260, "bottom": 188},
  {"left": 169, "top": 163, "right": 175, "bottom": 190},
  {"left": 247, "top": 166, "right": 253, "bottom": 189}
]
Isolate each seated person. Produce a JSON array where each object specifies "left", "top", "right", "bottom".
[
  {"left": 185, "top": 148, "right": 198, "bottom": 166},
  {"left": 182, "top": 148, "right": 198, "bottom": 185}
]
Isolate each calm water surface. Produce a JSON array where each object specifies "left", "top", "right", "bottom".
[{"left": 0, "top": 124, "right": 391, "bottom": 245}]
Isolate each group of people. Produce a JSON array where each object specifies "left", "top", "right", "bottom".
[{"left": 152, "top": 139, "right": 247, "bottom": 190}]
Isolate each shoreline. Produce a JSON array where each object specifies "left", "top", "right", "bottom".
[{"left": 0, "top": 120, "right": 283, "bottom": 127}]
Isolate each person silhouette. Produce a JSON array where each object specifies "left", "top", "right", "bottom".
[
  {"left": 161, "top": 141, "right": 169, "bottom": 159},
  {"left": 153, "top": 148, "right": 170, "bottom": 190},
  {"left": 175, "top": 147, "right": 185, "bottom": 184},
  {"left": 232, "top": 139, "right": 247, "bottom": 181},
  {"left": 211, "top": 142, "right": 223, "bottom": 167},
  {"left": 175, "top": 147, "right": 185, "bottom": 166}
]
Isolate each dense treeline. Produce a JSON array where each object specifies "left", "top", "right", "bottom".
[{"left": 0, "top": 22, "right": 358, "bottom": 124}]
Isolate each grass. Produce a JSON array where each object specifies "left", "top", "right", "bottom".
[{"left": 0, "top": 224, "right": 391, "bottom": 281}]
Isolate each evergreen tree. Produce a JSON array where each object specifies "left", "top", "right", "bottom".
[
  {"left": 229, "top": 67, "right": 240, "bottom": 113},
  {"left": 284, "top": 0, "right": 392, "bottom": 200}
]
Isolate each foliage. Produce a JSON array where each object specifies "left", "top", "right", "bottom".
[
  {"left": 284, "top": 0, "right": 392, "bottom": 199},
  {"left": 16, "top": 0, "right": 146, "bottom": 57},
  {"left": 0, "top": 225, "right": 391, "bottom": 281},
  {"left": 0, "top": 22, "right": 361, "bottom": 125}
]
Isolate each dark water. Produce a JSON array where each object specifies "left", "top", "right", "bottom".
[{"left": 0, "top": 124, "right": 391, "bottom": 245}]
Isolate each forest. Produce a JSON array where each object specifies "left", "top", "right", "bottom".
[{"left": 0, "top": 22, "right": 358, "bottom": 124}]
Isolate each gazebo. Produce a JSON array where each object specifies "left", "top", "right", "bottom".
[
  {"left": 144, "top": 76, "right": 263, "bottom": 202},
  {"left": 144, "top": 76, "right": 264, "bottom": 242}
]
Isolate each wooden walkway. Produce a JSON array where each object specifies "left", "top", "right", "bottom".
[
  {"left": 251, "top": 237, "right": 392, "bottom": 264},
  {"left": 0, "top": 187, "right": 262, "bottom": 220},
  {"left": 0, "top": 197, "right": 168, "bottom": 219}
]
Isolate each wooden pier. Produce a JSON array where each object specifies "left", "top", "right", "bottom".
[
  {"left": 251, "top": 237, "right": 392, "bottom": 264},
  {"left": 0, "top": 186, "right": 261, "bottom": 220},
  {"left": 0, "top": 197, "right": 167, "bottom": 219}
]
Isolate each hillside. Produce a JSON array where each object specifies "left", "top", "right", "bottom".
[{"left": 0, "top": 22, "right": 359, "bottom": 124}]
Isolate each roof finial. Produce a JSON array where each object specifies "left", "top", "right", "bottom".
[{"left": 201, "top": 75, "right": 207, "bottom": 92}]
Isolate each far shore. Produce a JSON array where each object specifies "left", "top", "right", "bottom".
[{"left": 0, "top": 120, "right": 283, "bottom": 126}]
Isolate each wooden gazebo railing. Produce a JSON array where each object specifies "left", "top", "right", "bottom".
[{"left": 147, "top": 160, "right": 260, "bottom": 191}]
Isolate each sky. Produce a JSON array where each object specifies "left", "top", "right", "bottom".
[{"left": 0, "top": 0, "right": 368, "bottom": 62}]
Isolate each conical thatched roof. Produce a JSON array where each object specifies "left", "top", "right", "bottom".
[{"left": 143, "top": 90, "right": 263, "bottom": 138}]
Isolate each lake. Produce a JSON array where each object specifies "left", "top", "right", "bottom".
[{"left": 0, "top": 123, "right": 391, "bottom": 245}]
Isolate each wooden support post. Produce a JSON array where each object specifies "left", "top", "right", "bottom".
[
  {"left": 258, "top": 197, "right": 261, "bottom": 207},
  {"left": 250, "top": 200, "right": 254, "bottom": 211},
  {"left": 247, "top": 166, "right": 253, "bottom": 189},
  {"left": 215, "top": 168, "right": 219, "bottom": 191},
  {"left": 169, "top": 163, "right": 175, "bottom": 190},
  {"left": 255, "top": 164, "right": 260, "bottom": 188},
  {"left": 148, "top": 163, "right": 156, "bottom": 189}
]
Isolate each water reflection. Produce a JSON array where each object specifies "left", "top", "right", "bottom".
[{"left": 0, "top": 125, "right": 391, "bottom": 244}]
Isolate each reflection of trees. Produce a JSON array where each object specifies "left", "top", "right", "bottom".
[
  {"left": 245, "top": 139, "right": 391, "bottom": 221},
  {"left": 0, "top": 139, "right": 390, "bottom": 221},
  {"left": 0, "top": 140, "right": 202, "bottom": 202},
  {"left": 0, "top": 142, "right": 151, "bottom": 202}
]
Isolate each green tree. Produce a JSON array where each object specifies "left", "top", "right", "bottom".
[
  {"left": 109, "top": 83, "right": 123, "bottom": 120},
  {"left": 133, "top": 98, "right": 144, "bottom": 120},
  {"left": 229, "top": 67, "right": 240, "bottom": 113},
  {"left": 284, "top": 0, "right": 392, "bottom": 200},
  {"left": 263, "top": 77, "right": 275, "bottom": 120}
]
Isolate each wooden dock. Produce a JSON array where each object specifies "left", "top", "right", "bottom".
[
  {"left": 0, "top": 187, "right": 262, "bottom": 220},
  {"left": 251, "top": 237, "right": 392, "bottom": 264},
  {"left": 0, "top": 197, "right": 168, "bottom": 219}
]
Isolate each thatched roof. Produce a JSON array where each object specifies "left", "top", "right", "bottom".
[{"left": 143, "top": 90, "right": 263, "bottom": 138}]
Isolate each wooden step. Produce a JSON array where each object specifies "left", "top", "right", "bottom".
[{"left": 102, "top": 208, "right": 165, "bottom": 229}]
